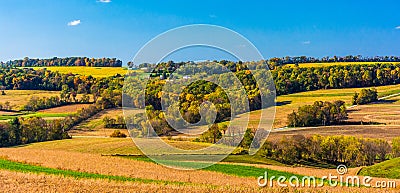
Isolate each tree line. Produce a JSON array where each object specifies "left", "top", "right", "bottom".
[
  {"left": 0, "top": 117, "right": 70, "bottom": 147},
  {"left": 130, "top": 56, "right": 400, "bottom": 70},
  {"left": 267, "top": 55, "right": 400, "bottom": 68},
  {"left": 0, "top": 67, "right": 123, "bottom": 92},
  {"left": 21, "top": 94, "right": 90, "bottom": 112},
  {"left": 1, "top": 57, "right": 122, "bottom": 67},
  {"left": 352, "top": 88, "right": 378, "bottom": 105},
  {"left": 124, "top": 61, "right": 400, "bottom": 135},
  {"left": 261, "top": 135, "right": 392, "bottom": 167},
  {"left": 132, "top": 60, "right": 400, "bottom": 97},
  {"left": 0, "top": 88, "right": 122, "bottom": 147},
  {"left": 3, "top": 60, "right": 400, "bottom": 136},
  {"left": 0, "top": 101, "right": 13, "bottom": 111},
  {"left": 273, "top": 63, "right": 400, "bottom": 95},
  {"left": 287, "top": 101, "right": 348, "bottom": 127},
  {"left": 103, "top": 115, "right": 126, "bottom": 129}
]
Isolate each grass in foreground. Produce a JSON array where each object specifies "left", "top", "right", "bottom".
[
  {"left": 359, "top": 158, "right": 400, "bottom": 179},
  {"left": 0, "top": 156, "right": 308, "bottom": 186},
  {"left": 0, "top": 158, "right": 188, "bottom": 186},
  {"left": 123, "top": 155, "right": 305, "bottom": 179},
  {"left": 222, "top": 155, "right": 286, "bottom": 166}
]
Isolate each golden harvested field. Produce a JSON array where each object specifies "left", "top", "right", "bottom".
[
  {"left": 268, "top": 125, "right": 400, "bottom": 143},
  {"left": 0, "top": 170, "right": 221, "bottom": 193},
  {"left": 38, "top": 103, "right": 91, "bottom": 113},
  {"left": 2, "top": 169, "right": 399, "bottom": 193},
  {"left": 0, "top": 90, "right": 60, "bottom": 110},
  {"left": 5, "top": 170, "right": 397, "bottom": 193},
  {"left": 0, "top": 90, "right": 93, "bottom": 111},
  {"left": 269, "top": 84, "right": 400, "bottom": 128},
  {"left": 179, "top": 83, "right": 400, "bottom": 133},
  {"left": 347, "top": 95, "right": 400, "bottom": 125},
  {"left": 0, "top": 148, "right": 258, "bottom": 187},
  {"left": 20, "top": 137, "right": 214, "bottom": 155},
  {"left": 286, "top": 62, "right": 400, "bottom": 68},
  {"left": 0, "top": 111, "right": 19, "bottom": 116},
  {"left": 30, "top": 66, "right": 129, "bottom": 77},
  {"left": 0, "top": 138, "right": 399, "bottom": 193}
]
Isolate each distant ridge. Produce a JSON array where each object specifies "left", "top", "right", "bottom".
[{"left": 1, "top": 57, "right": 123, "bottom": 67}]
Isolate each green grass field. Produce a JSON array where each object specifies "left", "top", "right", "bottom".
[
  {"left": 0, "top": 111, "right": 75, "bottom": 121},
  {"left": 358, "top": 158, "right": 400, "bottom": 179}
]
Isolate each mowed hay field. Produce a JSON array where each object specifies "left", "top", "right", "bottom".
[
  {"left": 31, "top": 66, "right": 129, "bottom": 77},
  {"left": 0, "top": 90, "right": 93, "bottom": 111},
  {"left": 38, "top": 104, "right": 91, "bottom": 114},
  {"left": 0, "top": 90, "right": 60, "bottom": 110}
]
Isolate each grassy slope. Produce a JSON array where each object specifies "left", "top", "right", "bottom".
[{"left": 359, "top": 158, "right": 400, "bottom": 179}]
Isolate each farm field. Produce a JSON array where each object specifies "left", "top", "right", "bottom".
[
  {"left": 244, "top": 83, "right": 400, "bottom": 128},
  {"left": 69, "top": 108, "right": 130, "bottom": 137},
  {"left": 0, "top": 90, "right": 92, "bottom": 111},
  {"left": 0, "top": 112, "right": 74, "bottom": 122},
  {"left": 38, "top": 103, "right": 91, "bottom": 114},
  {"left": 3, "top": 61, "right": 400, "bottom": 192},
  {"left": 266, "top": 88, "right": 400, "bottom": 142},
  {"left": 0, "top": 90, "right": 60, "bottom": 110},
  {"left": 347, "top": 95, "right": 400, "bottom": 125},
  {"left": 0, "top": 137, "right": 399, "bottom": 192},
  {"left": 0, "top": 104, "right": 91, "bottom": 122},
  {"left": 268, "top": 125, "right": 400, "bottom": 142},
  {"left": 29, "top": 66, "right": 130, "bottom": 77},
  {"left": 5, "top": 1, "right": 400, "bottom": 191}
]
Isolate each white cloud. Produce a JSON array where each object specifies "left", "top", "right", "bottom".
[
  {"left": 97, "top": 0, "right": 111, "bottom": 3},
  {"left": 396, "top": 26, "right": 400, "bottom": 30},
  {"left": 301, "top": 41, "right": 311, "bottom": 45},
  {"left": 209, "top": 14, "right": 217, "bottom": 18},
  {"left": 67, "top": 20, "right": 81, "bottom": 26}
]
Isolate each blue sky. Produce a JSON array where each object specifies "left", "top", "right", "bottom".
[{"left": 0, "top": 0, "right": 399, "bottom": 64}]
